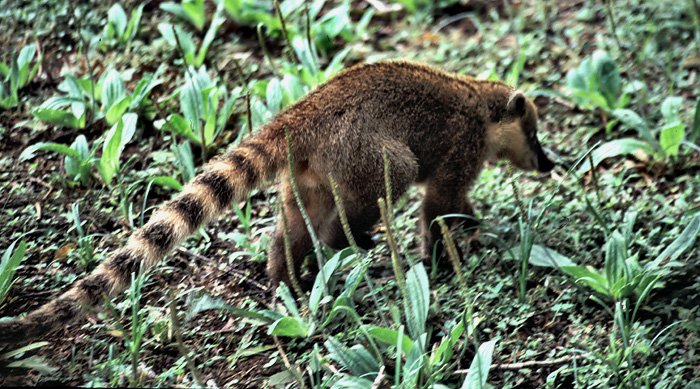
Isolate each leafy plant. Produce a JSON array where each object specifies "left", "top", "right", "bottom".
[
  {"left": 21, "top": 113, "right": 139, "bottom": 186},
  {"left": 565, "top": 50, "right": 643, "bottom": 113},
  {"left": 154, "top": 66, "right": 239, "bottom": 148},
  {"left": 160, "top": 0, "right": 206, "bottom": 31},
  {"left": 578, "top": 95, "right": 697, "bottom": 172},
  {"left": 0, "top": 240, "right": 27, "bottom": 305},
  {"left": 33, "top": 67, "right": 161, "bottom": 128},
  {"left": 102, "top": 3, "right": 144, "bottom": 47},
  {"left": 0, "top": 44, "right": 42, "bottom": 109},
  {"left": 533, "top": 213, "right": 700, "bottom": 308},
  {"left": 158, "top": 1, "right": 226, "bottom": 67}
]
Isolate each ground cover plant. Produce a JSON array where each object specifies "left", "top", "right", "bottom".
[{"left": 1, "top": 0, "right": 699, "bottom": 387}]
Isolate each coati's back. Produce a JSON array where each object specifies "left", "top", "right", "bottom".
[{"left": 0, "top": 61, "right": 523, "bottom": 344}]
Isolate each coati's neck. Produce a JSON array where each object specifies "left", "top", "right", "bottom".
[{"left": 469, "top": 80, "right": 514, "bottom": 124}]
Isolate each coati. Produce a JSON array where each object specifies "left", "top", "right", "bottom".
[{"left": 0, "top": 60, "right": 553, "bottom": 344}]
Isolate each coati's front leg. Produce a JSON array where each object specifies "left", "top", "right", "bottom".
[{"left": 420, "top": 184, "right": 476, "bottom": 261}]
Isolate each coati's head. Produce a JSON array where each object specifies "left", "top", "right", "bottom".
[{"left": 486, "top": 91, "right": 554, "bottom": 173}]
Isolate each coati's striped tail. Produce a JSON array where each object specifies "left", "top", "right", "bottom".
[{"left": 0, "top": 134, "right": 285, "bottom": 344}]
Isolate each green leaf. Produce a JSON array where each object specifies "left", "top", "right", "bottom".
[
  {"left": 154, "top": 114, "right": 198, "bottom": 144},
  {"left": 461, "top": 339, "right": 497, "bottom": 389},
  {"left": 592, "top": 50, "right": 621, "bottom": 108},
  {"left": 180, "top": 74, "right": 203, "bottom": 134},
  {"left": 65, "top": 135, "right": 90, "bottom": 179},
  {"left": 309, "top": 249, "right": 342, "bottom": 314},
  {"left": 266, "top": 77, "right": 282, "bottom": 114},
  {"left": 124, "top": 4, "right": 144, "bottom": 42},
  {"left": 506, "top": 244, "right": 575, "bottom": 268},
  {"left": 195, "top": 2, "right": 225, "bottom": 66},
  {"left": 268, "top": 316, "right": 310, "bottom": 338},
  {"left": 16, "top": 44, "right": 36, "bottom": 87},
  {"left": 98, "top": 113, "right": 137, "bottom": 185},
  {"left": 182, "top": 0, "right": 206, "bottom": 30},
  {"left": 20, "top": 142, "right": 81, "bottom": 161},
  {"left": 364, "top": 325, "right": 414, "bottom": 355},
  {"left": 325, "top": 337, "right": 379, "bottom": 376},
  {"left": 576, "top": 138, "right": 654, "bottom": 174},
  {"left": 430, "top": 320, "right": 465, "bottom": 367},
  {"left": 331, "top": 377, "right": 376, "bottom": 389},
  {"left": 0, "top": 341, "right": 48, "bottom": 360},
  {"left": 660, "top": 96, "right": 683, "bottom": 121},
  {"left": 647, "top": 214, "right": 700, "bottom": 270},
  {"left": 691, "top": 98, "right": 700, "bottom": 142},
  {"left": 150, "top": 176, "right": 183, "bottom": 191},
  {"left": 107, "top": 3, "right": 128, "bottom": 38},
  {"left": 33, "top": 96, "right": 86, "bottom": 128},
  {"left": 404, "top": 262, "right": 430, "bottom": 339},
  {"left": 611, "top": 109, "right": 656, "bottom": 146},
  {"left": 0, "top": 240, "right": 27, "bottom": 304},
  {"left": 105, "top": 94, "right": 132, "bottom": 126},
  {"left": 659, "top": 121, "right": 685, "bottom": 157},
  {"left": 101, "top": 68, "right": 126, "bottom": 111},
  {"left": 560, "top": 266, "right": 609, "bottom": 296}
]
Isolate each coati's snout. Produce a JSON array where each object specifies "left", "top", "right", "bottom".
[{"left": 486, "top": 91, "right": 554, "bottom": 173}]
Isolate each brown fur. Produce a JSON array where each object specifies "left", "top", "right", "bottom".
[{"left": 0, "top": 60, "right": 553, "bottom": 344}]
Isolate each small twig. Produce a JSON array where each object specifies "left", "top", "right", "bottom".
[
  {"left": 371, "top": 365, "right": 386, "bottom": 389},
  {"left": 274, "top": 0, "right": 300, "bottom": 65},
  {"left": 438, "top": 218, "right": 467, "bottom": 291},
  {"left": 256, "top": 24, "right": 280, "bottom": 77},
  {"left": 169, "top": 298, "right": 206, "bottom": 387},
  {"left": 273, "top": 335, "right": 307, "bottom": 389},
  {"left": 176, "top": 247, "right": 269, "bottom": 292},
  {"left": 280, "top": 207, "right": 305, "bottom": 297},
  {"left": 453, "top": 356, "right": 575, "bottom": 374}
]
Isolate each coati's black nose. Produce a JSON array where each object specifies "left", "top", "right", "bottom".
[{"left": 535, "top": 143, "right": 554, "bottom": 172}]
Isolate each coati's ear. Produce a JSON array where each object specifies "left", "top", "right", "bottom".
[{"left": 506, "top": 91, "right": 527, "bottom": 118}]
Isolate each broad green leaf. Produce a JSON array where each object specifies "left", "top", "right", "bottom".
[
  {"left": 180, "top": 74, "right": 203, "bottom": 134},
  {"left": 195, "top": 2, "right": 225, "bottom": 66},
  {"left": 20, "top": 142, "right": 80, "bottom": 161},
  {"left": 105, "top": 94, "right": 132, "bottom": 126},
  {"left": 0, "top": 341, "right": 48, "bottom": 359},
  {"left": 150, "top": 175, "right": 183, "bottom": 191},
  {"left": 691, "top": 98, "right": 700, "bottom": 142},
  {"left": 101, "top": 68, "right": 126, "bottom": 111},
  {"left": 124, "top": 4, "right": 144, "bottom": 42},
  {"left": 182, "top": 0, "right": 206, "bottom": 30},
  {"left": 268, "top": 316, "right": 310, "bottom": 338},
  {"left": 611, "top": 109, "right": 656, "bottom": 146},
  {"left": 461, "top": 339, "right": 497, "bottom": 389},
  {"left": 309, "top": 249, "right": 342, "bottom": 314},
  {"left": 331, "top": 377, "right": 375, "bottom": 389},
  {"left": 430, "top": 320, "right": 465, "bottom": 367},
  {"left": 506, "top": 244, "right": 575, "bottom": 268},
  {"left": 659, "top": 122, "right": 685, "bottom": 156},
  {"left": 16, "top": 44, "right": 36, "bottom": 87},
  {"left": 154, "top": 114, "right": 198, "bottom": 144},
  {"left": 107, "top": 4, "right": 128, "bottom": 38},
  {"left": 266, "top": 78, "right": 282, "bottom": 114},
  {"left": 98, "top": 113, "right": 137, "bottom": 185},
  {"left": 405, "top": 262, "right": 430, "bottom": 338},
  {"left": 0, "top": 240, "right": 27, "bottom": 304},
  {"left": 325, "top": 337, "right": 379, "bottom": 376},
  {"left": 65, "top": 135, "right": 90, "bottom": 179},
  {"left": 403, "top": 334, "right": 427, "bottom": 388},
  {"left": 560, "top": 266, "right": 609, "bottom": 296},
  {"left": 592, "top": 50, "right": 621, "bottom": 108},
  {"left": 660, "top": 96, "right": 683, "bottom": 121},
  {"left": 576, "top": 138, "right": 654, "bottom": 174},
  {"left": 647, "top": 214, "right": 700, "bottom": 270},
  {"left": 364, "top": 325, "right": 413, "bottom": 355}
]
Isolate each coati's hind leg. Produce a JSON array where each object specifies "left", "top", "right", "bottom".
[
  {"left": 267, "top": 174, "right": 333, "bottom": 289},
  {"left": 319, "top": 138, "right": 418, "bottom": 252}
]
